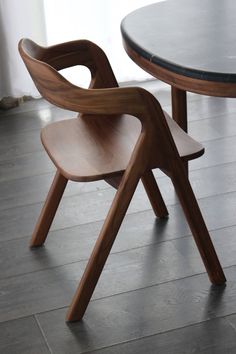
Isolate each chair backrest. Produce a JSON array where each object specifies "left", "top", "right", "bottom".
[
  {"left": 19, "top": 38, "right": 181, "bottom": 172},
  {"left": 19, "top": 38, "right": 118, "bottom": 88},
  {"left": 18, "top": 39, "right": 121, "bottom": 112}
]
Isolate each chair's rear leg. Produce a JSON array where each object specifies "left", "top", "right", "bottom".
[
  {"left": 66, "top": 174, "right": 140, "bottom": 322},
  {"left": 30, "top": 170, "right": 68, "bottom": 247},
  {"left": 142, "top": 170, "right": 168, "bottom": 218},
  {"left": 171, "top": 165, "right": 226, "bottom": 285},
  {"left": 106, "top": 170, "right": 168, "bottom": 218}
]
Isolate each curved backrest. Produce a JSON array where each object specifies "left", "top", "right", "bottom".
[
  {"left": 19, "top": 39, "right": 149, "bottom": 117},
  {"left": 19, "top": 38, "right": 118, "bottom": 89},
  {"left": 19, "top": 38, "right": 182, "bottom": 171}
]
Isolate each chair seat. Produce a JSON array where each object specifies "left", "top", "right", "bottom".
[{"left": 41, "top": 111, "right": 204, "bottom": 182}]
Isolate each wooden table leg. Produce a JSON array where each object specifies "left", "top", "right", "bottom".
[
  {"left": 171, "top": 86, "right": 187, "bottom": 131},
  {"left": 171, "top": 86, "right": 188, "bottom": 173}
]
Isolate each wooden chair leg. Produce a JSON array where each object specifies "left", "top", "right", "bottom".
[
  {"left": 106, "top": 170, "right": 168, "bottom": 218},
  {"left": 142, "top": 170, "right": 168, "bottom": 218},
  {"left": 171, "top": 165, "right": 226, "bottom": 285},
  {"left": 66, "top": 173, "right": 140, "bottom": 322},
  {"left": 30, "top": 170, "right": 68, "bottom": 247}
]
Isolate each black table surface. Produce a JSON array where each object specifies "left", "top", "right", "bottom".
[{"left": 121, "top": 0, "right": 236, "bottom": 83}]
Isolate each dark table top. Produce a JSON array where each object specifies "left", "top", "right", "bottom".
[{"left": 121, "top": 0, "right": 236, "bottom": 83}]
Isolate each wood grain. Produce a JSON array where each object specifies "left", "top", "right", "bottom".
[{"left": 19, "top": 38, "right": 225, "bottom": 322}]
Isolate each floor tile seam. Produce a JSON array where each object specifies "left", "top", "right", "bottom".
[
  {"left": 2, "top": 218, "right": 234, "bottom": 280},
  {"left": 1, "top": 148, "right": 236, "bottom": 189},
  {"left": 81, "top": 264, "right": 233, "bottom": 303},
  {"left": 0, "top": 267, "right": 216, "bottom": 299},
  {"left": 0, "top": 239, "right": 178, "bottom": 281},
  {"left": 34, "top": 314, "right": 53, "bottom": 354},
  {"left": 2, "top": 162, "right": 236, "bottom": 214},
  {"left": 1, "top": 264, "right": 233, "bottom": 325},
  {"left": 0, "top": 204, "right": 236, "bottom": 248},
  {"left": 226, "top": 316, "right": 236, "bottom": 334},
  {"left": 79, "top": 313, "right": 236, "bottom": 354},
  {"left": 0, "top": 184, "right": 236, "bottom": 239},
  {"left": 2, "top": 301, "right": 236, "bottom": 338}
]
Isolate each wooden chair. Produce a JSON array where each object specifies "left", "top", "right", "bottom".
[{"left": 19, "top": 38, "right": 226, "bottom": 322}]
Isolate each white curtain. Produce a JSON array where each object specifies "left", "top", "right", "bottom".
[
  {"left": 0, "top": 0, "right": 162, "bottom": 99},
  {"left": 43, "top": 0, "right": 157, "bottom": 87},
  {"left": 0, "top": 0, "right": 46, "bottom": 99}
]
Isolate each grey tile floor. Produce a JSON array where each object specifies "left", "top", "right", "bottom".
[{"left": 1, "top": 80, "right": 236, "bottom": 353}]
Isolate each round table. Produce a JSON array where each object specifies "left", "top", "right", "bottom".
[{"left": 121, "top": 0, "right": 236, "bottom": 132}]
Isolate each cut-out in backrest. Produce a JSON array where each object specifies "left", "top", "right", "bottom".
[{"left": 19, "top": 39, "right": 118, "bottom": 89}]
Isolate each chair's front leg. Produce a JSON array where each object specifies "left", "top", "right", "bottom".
[
  {"left": 171, "top": 164, "right": 226, "bottom": 285},
  {"left": 66, "top": 173, "right": 140, "bottom": 322},
  {"left": 30, "top": 170, "right": 68, "bottom": 247}
]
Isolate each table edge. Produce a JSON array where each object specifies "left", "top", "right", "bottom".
[
  {"left": 122, "top": 39, "right": 236, "bottom": 98},
  {"left": 121, "top": 21, "right": 236, "bottom": 84}
]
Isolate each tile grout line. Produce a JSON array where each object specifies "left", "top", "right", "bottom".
[
  {"left": 34, "top": 314, "right": 54, "bottom": 354},
  {"left": 0, "top": 199, "right": 236, "bottom": 249},
  {"left": 2, "top": 155, "right": 236, "bottom": 213},
  {"left": 0, "top": 217, "right": 234, "bottom": 282},
  {"left": 3, "top": 262, "right": 233, "bottom": 325},
  {"left": 79, "top": 313, "right": 236, "bottom": 354},
  {"left": 226, "top": 317, "right": 236, "bottom": 334}
]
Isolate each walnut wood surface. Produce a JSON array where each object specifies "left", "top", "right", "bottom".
[
  {"left": 19, "top": 38, "right": 226, "bottom": 322},
  {"left": 39, "top": 111, "right": 203, "bottom": 182},
  {"left": 30, "top": 171, "right": 67, "bottom": 247}
]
